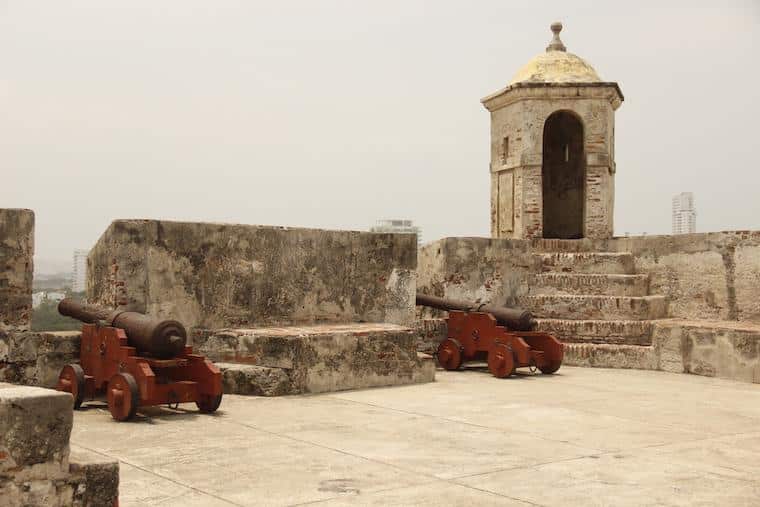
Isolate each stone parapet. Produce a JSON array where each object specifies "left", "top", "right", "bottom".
[
  {"left": 88, "top": 219, "right": 417, "bottom": 330},
  {"left": 0, "top": 209, "right": 34, "bottom": 330}
]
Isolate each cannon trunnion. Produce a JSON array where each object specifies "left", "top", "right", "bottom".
[{"left": 55, "top": 299, "right": 223, "bottom": 421}]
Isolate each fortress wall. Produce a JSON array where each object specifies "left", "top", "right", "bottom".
[{"left": 88, "top": 219, "right": 418, "bottom": 331}]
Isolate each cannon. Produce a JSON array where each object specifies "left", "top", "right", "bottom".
[
  {"left": 56, "top": 299, "right": 222, "bottom": 421},
  {"left": 415, "top": 293, "right": 535, "bottom": 331},
  {"left": 416, "top": 293, "right": 564, "bottom": 378}
]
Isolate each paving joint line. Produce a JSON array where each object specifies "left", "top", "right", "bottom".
[{"left": 70, "top": 440, "right": 244, "bottom": 507}]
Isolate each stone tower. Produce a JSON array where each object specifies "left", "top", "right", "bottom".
[{"left": 482, "top": 22, "right": 623, "bottom": 240}]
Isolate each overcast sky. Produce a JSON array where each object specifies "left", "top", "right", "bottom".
[{"left": 2, "top": 1, "right": 758, "bottom": 273}]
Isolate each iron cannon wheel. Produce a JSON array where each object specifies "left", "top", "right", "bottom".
[
  {"left": 57, "top": 364, "right": 85, "bottom": 409},
  {"left": 538, "top": 360, "right": 562, "bottom": 374},
  {"left": 488, "top": 343, "right": 516, "bottom": 378},
  {"left": 437, "top": 338, "right": 464, "bottom": 370},
  {"left": 196, "top": 393, "right": 223, "bottom": 413},
  {"left": 107, "top": 372, "right": 140, "bottom": 421}
]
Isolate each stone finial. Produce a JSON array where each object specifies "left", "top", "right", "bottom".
[{"left": 546, "top": 21, "right": 567, "bottom": 52}]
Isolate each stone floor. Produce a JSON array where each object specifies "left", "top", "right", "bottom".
[{"left": 69, "top": 367, "right": 760, "bottom": 506}]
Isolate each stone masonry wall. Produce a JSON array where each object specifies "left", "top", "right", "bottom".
[
  {"left": 601, "top": 232, "right": 760, "bottom": 322},
  {"left": 0, "top": 209, "right": 34, "bottom": 331},
  {"left": 418, "top": 232, "right": 760, "bottom": 324},
  {"left": 88, "top": 220, "right": 418, "bottom": 331}
]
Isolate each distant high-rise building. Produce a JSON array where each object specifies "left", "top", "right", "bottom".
[
  {"left": 672, "top": 192, "right": 696, "bottom": 235},
  {"left": 370, "top": 219, "right": 421, "bottom": 246},
  {"left": 72, "top": 249, "right": 88, "bottom": 293}
]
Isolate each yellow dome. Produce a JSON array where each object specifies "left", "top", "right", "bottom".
[
  {"left": 510, "top": 51, "right": 601, "bottom": 85},
  {"left": 509, "top": 22, "right": 601, "bottom": 85}
]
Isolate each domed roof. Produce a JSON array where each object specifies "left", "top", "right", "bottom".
[{"left": 509, "top": 22, "right": 601, "bottom": 85}]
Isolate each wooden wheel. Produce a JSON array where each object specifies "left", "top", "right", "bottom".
[
  {"left": 107, "top": 373, "right": 140, "bottom": 421},
  {"left": 57, "top": 364, "right": 85, "bottom": 409},
  {"left": 196, "top": 393, "right": 223, "bottom": 413},
  {"left": 488, "top": 343, "right": 515, "bottom": 378},
  {"left": 538, "top": 360, "right": 562, "bottom": 374},
  {"left": 437, "top": 338, "right": 464, "bottom": 370}
]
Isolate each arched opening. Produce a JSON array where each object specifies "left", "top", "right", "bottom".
[{"left": 542, "top": 111, "right": 585, "bottom": 239}]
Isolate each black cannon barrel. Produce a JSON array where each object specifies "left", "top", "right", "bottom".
[
  {"left": 58, "top": 299, "right": 187, "bottom": 359},
  {"left": 415, "top": 293, "right": 535, "bottom": 331}
]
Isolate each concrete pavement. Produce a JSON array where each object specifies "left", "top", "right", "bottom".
[{"left": 69, "top": 367, "right": 760, "bottom": 506}]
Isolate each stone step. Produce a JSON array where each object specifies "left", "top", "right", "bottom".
[
  {"left": 529, "top": 273, "right": 649, "bottom": 296},
  {"left": 563, "top": 343, "right": 658, "bottom": 370},
  {"left": 535, "top": 319, "right": 653, "bottom": 346},
  {"left": 519, "top": 295, "right": 668, "bottom": 320},
  {"left": 217, "top": 353, "right": 436, "bottom": 396},
  {"left": 534, "top": 252, "right": 635, "bottom": 275},
  {"left": 527, "top": 238, "right": 595, "bottom": 252},
  {"left": 195, "top": 323, "right": 434, "bottom": 394}
]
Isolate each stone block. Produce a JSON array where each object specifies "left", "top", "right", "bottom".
[
  {"left": 0, "top": 209, "right": 34, "bottom": 330},
  {"left": 0, "top": 384, "right": 72, "bottom": 479},
  {"left": 88, "top": 219, "right": 417, "bottom": 330},
  {"left": 197, "top": 323, "right": 434, "bottom": 394}
]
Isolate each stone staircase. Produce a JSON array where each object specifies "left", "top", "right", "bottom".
[{"left": 518, "top": 251, "right": 665, "bottom": 369}]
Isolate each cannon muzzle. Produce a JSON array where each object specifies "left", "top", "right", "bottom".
[
  {"left": 415, "top": 293, "right": 535, "bottom": 331},
  {"left": 58, "top": 299, "right": 187, "bottom": 359}
]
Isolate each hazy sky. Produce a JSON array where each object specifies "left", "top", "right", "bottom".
[{"left": 2, "top": 1, "right": 758, "bottom": 272}]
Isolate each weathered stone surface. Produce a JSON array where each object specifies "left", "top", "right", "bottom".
[
  {"left": 88, "top": 219, "right": 417, "bottom": 330},
  {"left": 606, "top": 232, "right": 760, "bottom": 322},
  {"left": 0, "top": 384, "right": 72, "bottom": 478},
  {"left": 0, "top": 331, "right": 80, "bottom": 388},
  {"left": 217, "top": 362, "right": 295, "bottom": 396},
  {"left": 0, "top": 209, "right": 34, "bottom": 330},
  {"left": 417, "top": 233, "right": 760, "bottom": 383},
  {"left": 419, "top": 232, "right": 760, "bottom": 325},
  {"left": 196, "top": 323, "right": 434, "bottom": 394}
]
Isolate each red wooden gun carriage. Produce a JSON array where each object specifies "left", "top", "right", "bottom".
[
  {"left": 56, "top": 299, "right": 222, "bottom": 421},
  {"left": 417, "top": 294, "right": 564, "bottom": 378}
]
